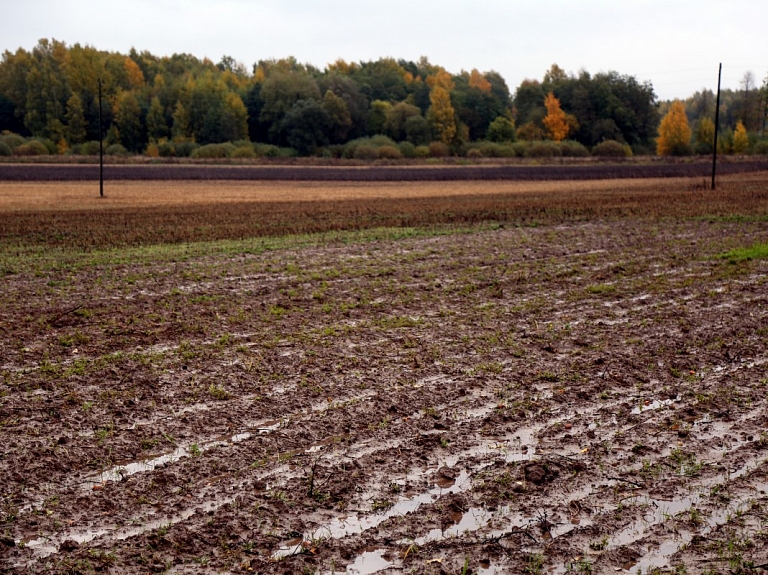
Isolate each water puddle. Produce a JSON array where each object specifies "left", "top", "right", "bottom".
[
  {"left": 631, "top": 396, "right": 678, "bottom": 415},
  {"left": 272, "top": 469, "right": 471, "bottom": 560},
  {"left": 84, "top": 418, "right": 282, "bottom": 486},
  {"left": 609, "top": 457, "right": 768, "bottom": 571},
  {"left": 344, "top": 549, "right": 392, "bottom": 574}
]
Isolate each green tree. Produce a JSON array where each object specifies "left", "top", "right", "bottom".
[
  {"left": 64, "top": 92, "right": 86, "bottom": 143},
  {"left": 259, "top": 71, "right": 321, "bottom": 143},
  {"left": 219, "top": 91, "right": 248, "bottom": 142},
  {"left": 146, "top": 96, "right": 167, "bottom": 141},
  {"left": 114, "top": 90, "right": 143, "bottom": 151},
  {"left": 383, "top": 101, "right": 421, "bottom": 141},
  {"left": 171, "top": 100, "right": 190, "bottom": 141},
  {"left": 486, "top": 116, "right": 516, "bottom": 142},
  {"left": 322, "top": 89, "right": 352, "bottom": 143},
  {"left": 656, "top": 100, "right": 692, "bottom": 156},
  {"left": 281, "top": 99, "right": 332, "bottom": 155},
  {"left": 404, "top": 115, "right": 431, "bottom": 145},
  {"left": 367, "top": 100, "right": 391, "bottom": 135},
  {"left": 24, "top": 40, "right": 70, "bottom": 139}
]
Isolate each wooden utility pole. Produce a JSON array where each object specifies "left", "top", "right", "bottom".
[
  {"left": 98, "top": 78, "right": 104, "bottom": 198},
  {"left": 711, "top": 64, "right": 722, "bottom": 191}
]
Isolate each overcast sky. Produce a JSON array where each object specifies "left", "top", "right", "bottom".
[{"left": 4, "top": 0, "right": 767, "bottom": 100}]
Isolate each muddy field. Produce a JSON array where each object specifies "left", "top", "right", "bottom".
[
  {"left": 1, "top": 159, "right": 767, "bottom": 182},
  {"left": 1, "top": 178, "right": 768, "bottom": 574}
]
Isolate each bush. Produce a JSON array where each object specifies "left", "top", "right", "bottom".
[
  {"left": 693, "top": 141, "right": 713, "bottom": 155},
  {"left": 466, "top": 148, "right": 483, "bottom": 159},
  {"left": 558, "top": 140, "right": 590, "bottom": 157},
  {"left": 255, "top": 144, "right": 296, "bottom": 158},
  {"left": 592, "top": 140, "right": 632, "bottom": 158},
  {"left": 398, "top": 141, "right": 416, "bottom": 158},
  {"left": 753, "top": 140, "right": 768, "bottom": 155},
  {"left": 353, "top": 144, "right": 379, "bottom": 160},
  {"left": 191, "top": 143, "right": 236, "bottom": 159},
  {"left": 414, "top": 145, "right": 430, "bottom": 158},
  {"left": 231, "top": 145, "right": 256, "bottom": 159},
  {"left": 377, "top": 145, "right": 402, "bottom": 160},
  {"left": 145, "top": 142, "right": 160, "bottom": 158},
  {"left": 476, "top": 142, "right": 516, "bottom": 158},
  {"left": 0, "top": 141, "right": 12, "bottom": 156},
  {"left": 428, "top": 141, "right": 450, "bottom": 157},
  {"left": 524, "top": 141, "right": 562, "bottom": 158},
  {"left": 14, "top": 140, "right": 49, "bottom": 156},
  {"left": 157, "top": 141, "right": 175, "bottom": 157},
  {"left": 34, "top": 138, "right": 57, "bottom": 154},
  {"left": 81, "top": 141, "right": 102, "bottom": 155},
  {"left": 486, "top": 116, "right": 516, "bottom": 143},
  {"left": 0, "top": 132, "right": 25, "bottom": 150},
  {"left": 512, "top": 142, "right": 528, "bottom": 156},
  {"left": 106, "top": 143, "right": 129, "bottom": 156},
  {"left": 342, "top": 136, "right": 399, "bottom": 159},
  {"left": 174, "top": 141, "right": 199, "bottom": 158}
]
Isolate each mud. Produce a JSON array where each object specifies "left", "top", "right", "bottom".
[
  {"left": 1, "top": 216, "right": 768, "bottom": 573},
  {"left": 1, "top": 159, "right": 767, "bottom": 182}
]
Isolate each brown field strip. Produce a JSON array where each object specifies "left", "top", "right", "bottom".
[
  {"left": 0, "top": 177, "right": 720, "bottom": 211},
  {"left": 1, "top": 173, "right": 767, "bottom": 250}
]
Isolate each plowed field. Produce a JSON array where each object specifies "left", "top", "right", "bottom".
[{"left": 1, "top": 173, "right": 768, "bottom": 574}]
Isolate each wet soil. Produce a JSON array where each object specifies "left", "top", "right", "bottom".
[
  {"left": 1, "top": 216, "right": 767, "bottom": 574},
  {"left": 1, "top": 159, "right": 767, "bottom": 182}
]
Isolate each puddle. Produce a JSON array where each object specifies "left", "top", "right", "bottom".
[
  {"left": 84, "top": 419, "right": 282, "bottom": 486},
  {"left": 609, "top": 458, "right": 768, "bottom": 571},
  {"left": 631, "top": 396, "right": 678, "bottom": 415},
  {"left": 272, "top": 469, "right": 471, "bottom": 560},
  {"left": 345, "top": 549, "right": 392, "bottom": 574}
]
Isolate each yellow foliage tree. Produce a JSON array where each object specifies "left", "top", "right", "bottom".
[
  {"left": 732, "top": 120, "right": 749, "bottom": 153},
  {"left": 469, "top": 69, "right": 492, "bottom": 93},
  {"left": 428, "top": 85, "right": 456, "bottom": 144},
  {"left": 656, "top": 100, "right": 692, "bottom": 156},
  {"left": 542, "top": 92, "right": 570, "bottom": 141},
  {"left": 124, "top": 57, "right": 144, "bottom": 89}
]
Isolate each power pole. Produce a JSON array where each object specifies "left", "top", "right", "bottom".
[
  {"left": 98, "top": 78, "right": 104, "bottom": 198},
  {"left": 711, "top": 64, "right": 722, "bottom": 191}
]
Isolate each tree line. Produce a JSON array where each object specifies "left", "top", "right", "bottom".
[{"left": 1, "top": 39, "right": 766, "bottom": 159}]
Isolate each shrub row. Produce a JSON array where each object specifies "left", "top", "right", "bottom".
[{"left": 3, "top": 130, "right": 768, "bottom": 159}]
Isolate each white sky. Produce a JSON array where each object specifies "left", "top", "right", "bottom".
[{"left": 4, "top": 0, "right": 767, "bottom": 101}]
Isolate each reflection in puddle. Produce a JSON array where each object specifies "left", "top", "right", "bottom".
[
  {"left": 272, "top": 469, "right": 471, "bottom": 560},
  {"left": 345, "top": 549, "right": 392, "bottom": 575},
  {"left": 610, "top": 458, "right": 768, "bottom": 572},
  {"left": 631, "top": 396, "right": 678, "bottom": 415},
  {"left": 85, "top": 419, "right": 282, "bottom": 486}
]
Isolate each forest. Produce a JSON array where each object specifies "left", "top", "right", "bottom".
[{"left": 0, "top": 39, "right": 767, "bottom": 159}]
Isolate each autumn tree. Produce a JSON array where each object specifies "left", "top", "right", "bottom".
[
  {"left": 732, "top": 120, "right": 749, "bottom": 153},
  {"left": 693, "top": 117, "right": 715, "bottom": 154},
  {"left": 542, "top": 92, "right": 570, "bottom": 141},
  {"left": 656, "top": 100, "right": 692, "bottom": 156},
  {"left": 468, "top": 69, "right": 491, "bottom": 93},
  {"left": 124, "top": 57, "right": 145, "bottom": 89},
  {"left": 427, "top": 70, "right": 456, "bottom": 144}
]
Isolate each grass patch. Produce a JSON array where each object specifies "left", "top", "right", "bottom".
[
  {"left": 720, "top": 242, "right": 768, "bottom": 263},
  {"left": 0, "top": 224, "right": 487, "bottom": 274}
]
